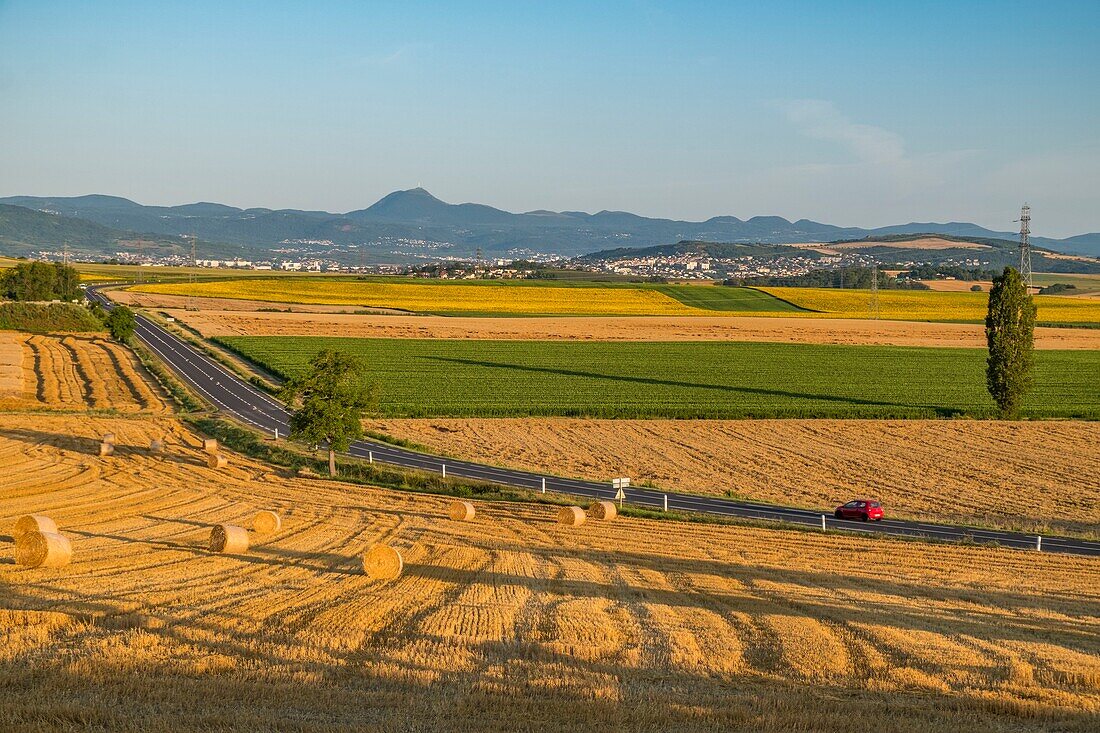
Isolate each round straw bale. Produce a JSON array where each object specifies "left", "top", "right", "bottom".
[
  {"left": 362, "top": 543, "right": 403, "bottom": 580},
  {"left": 253, "top": 510, "right": 282, "bottom": 535},
  {"left": 99, "top": 442, "right": 114, "bottom": 457},
  {"left": 14, "top": 514, "right": 58, "bottom": 538},
  {"left": 209, "top": 524, "right": 249, "bottom": 554},
  {"left": 590, "top": 500, "right": 618, "bottom": 521},
  {"left": 557, "top": 505, "right": 586, "bottom": 527},
  {"left": 149, "top": 439, "right": 165, "bottom": 454},
  {"left": 447, "top": 500, "right": 476, "bottom": 521},
  {"left": 15, "top": 531, "right": 72, "bottom": 568},
  {"left": 101, "top": 432, "right": 116, "bottom": 445},
  {"left": 207, "top": 453, "right": 228, "bottom": 469},
  {"left": 202, "top": 438, "right": 218, "bottom": 454}
]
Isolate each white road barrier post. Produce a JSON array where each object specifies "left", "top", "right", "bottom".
[
  {"left": 663, "top": 494, "right": 668, "bottom": 512},
  {"left": 821, "top": 514, "right": 827, "bottom": 531},
  {"left": 442, "top": 464, "right": 446, "bottom": 478},
  {"left": 1036, "top": 535, "right": 1042, "bottom": 552},
  {"left": 368, "top": 451, "right": 373, "bottom": 464},
  {"left": 541, "top": 477, "right": 546, "bottom": 494},
  {"left": 273, "top": 428, "right": 278, "bottom": 441}
]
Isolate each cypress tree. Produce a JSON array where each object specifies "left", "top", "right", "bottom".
[{"left": 985, "top": 267, "right": 1036, "bottom": 418}]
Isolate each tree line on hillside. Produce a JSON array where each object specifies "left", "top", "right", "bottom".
[
  {"left": 724, "top": 267, "right": 929, "bottom": 290},
  {"left": 903, "top": 264, "right": 999, "bottom": 281},
  {"left": 1, "top": 261, "right": 82, "bottom": 301}
]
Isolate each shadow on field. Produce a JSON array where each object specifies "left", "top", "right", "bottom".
[
  {"left": 401, "top": 539, "right": 1099, "bottom": 648},
  {"left": 0, "top": 576, "right": 1096, "bottom": 733},
  {"left": 425, "top": 356, "right": 961, "bottom": 415}
]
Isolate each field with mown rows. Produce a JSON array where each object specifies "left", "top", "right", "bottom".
[
  {"left": 219, "top": 336, "right": 1100, "bottom": 419},
  {"left": 2, "top": 412, "right": 1098, "bottom": 732},
  {"left": 759, "top": 286, "right": 1100, "bottom": 323}
]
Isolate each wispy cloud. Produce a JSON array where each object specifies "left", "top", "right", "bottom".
[
  {"left": 774, "top": 99, "right": 905, "bottom": 165},
  {"left": 353, "top": 42, "right": 430, "bottom": 68}
]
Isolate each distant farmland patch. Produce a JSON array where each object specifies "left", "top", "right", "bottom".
[
  {"left": 130, "top": 278, "right": 802, "bottom": 316},
  {"left": 758, "top": 286, "right": 1100, "bottom": 324},
  {"left": 219, "top": 337, "right": 1100, "bottom": 419}
]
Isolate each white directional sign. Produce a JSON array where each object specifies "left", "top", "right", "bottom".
[{"left": 612, "top": 477, "right": 630, "bottom": 490}]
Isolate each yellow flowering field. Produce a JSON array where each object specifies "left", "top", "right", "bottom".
[
  {"left": 130, "top": 279, "right": 705, "bottom": 316},
  {"left": 760, "top": 287, "right": 1100, "bottom": 323}
]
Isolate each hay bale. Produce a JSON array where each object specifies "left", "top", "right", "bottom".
[
  {"left": 590, "top": 500, "right": 618, "bottom": 521},
  {"left": 253, "top": 510, "right": 282, "bottom": 535},
  {"left": 202, "top": 438, "right": 218, "bottom": 454},
  {"left": 14, "top": 514, "right": 57, "bottom": 539},
  {"left": 101, "top": 432, "right": 116, "bottom": 445},
  {"left": 149, "top": 439, "right": 165, "bottom": 454},
  {"left": 15, "top": 531, "right": 72, "bottom": 568},
  {"left": 362, "top": 543, "right": 403, "bottom": 580},
  {"left": 209, "top": 524, "right": 249, "bottom": 554},
  {"left": 557, "top": 506, "right": 586, "bottom": 527},
  {"left": 99, "top": 442, "right": 114, "bottom": 457},
  {"left": 447, "top": 500, "right": 476, "bottom": 521},
  {"left": 207, "top": 453, "right": 228, "bottom": 469}
]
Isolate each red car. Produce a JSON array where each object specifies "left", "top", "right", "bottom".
[{"left": 834, "top": 499, "right": 884, "bottom": 521}]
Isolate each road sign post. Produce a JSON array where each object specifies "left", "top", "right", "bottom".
[{"left": 612, "top": 478, "right": 630, "bottom": 509}]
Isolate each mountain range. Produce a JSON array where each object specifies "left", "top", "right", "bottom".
[{"left": 1, "top": 188, "right": 1098, "bottom": 260}]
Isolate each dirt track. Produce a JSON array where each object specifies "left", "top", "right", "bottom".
[
  {"left": 161, "top": 309, "right": 1100, "bottom": 349},
  {"left": 369, "top": 417, "right": 1100, "bottom": 538}
]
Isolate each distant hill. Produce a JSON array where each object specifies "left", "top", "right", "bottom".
[
  {"left": 0, "top": 204, "right": 245, "bottom": 260},
  {"left": 583, "top": 234, "right": 1100, "bottom": 274},
  {"left": 579, "top": 240, "right": 805, "bottom": 261},
  {"left": 1, "top": 189, "right": 1097, "bottom": 260}
]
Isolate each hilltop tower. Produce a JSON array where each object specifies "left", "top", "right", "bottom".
[{"left": 1017, "top": 204, "right": 1032, "bottom": 288}]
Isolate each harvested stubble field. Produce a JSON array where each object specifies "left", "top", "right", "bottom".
[
  {"left": 168, "top": 308, "right": 1100, "bottom": 349},
  {"left": 0, "top": 332, "right": 166, "bottom": 412},
  {"left": 1, "top": 413, "right": 1099, "bottom": 732},
  {"left": 219, "top": 336, "right": 1100, "bottom": 419},
  {"left": 370, "top": 418, "right": 1100, "bottom": 539}
]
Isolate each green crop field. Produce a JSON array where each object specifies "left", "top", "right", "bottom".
[
  {"left": 653, "top": 284, "right": 806, "bottom": 312},
  {"left": 218, "top": 336, "right": 1100, "bottom": 419}
]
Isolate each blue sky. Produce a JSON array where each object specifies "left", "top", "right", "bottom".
[{"left": 1, "top": 0, "right": 1097, "bottom": 236}]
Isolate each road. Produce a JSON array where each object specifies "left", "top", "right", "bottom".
[{"left": 88, "top": 287, "right": 1100, "bottom": 557}]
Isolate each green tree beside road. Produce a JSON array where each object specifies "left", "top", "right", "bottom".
[
  {"left": 986, "top": 267, "right": 1036, "bottom": 418},
  {"left": 278, "top": 349, "right": 379, "bottom": 476},
  {"left": 105, "top": 305, "right": 136, "bottom": 342}
]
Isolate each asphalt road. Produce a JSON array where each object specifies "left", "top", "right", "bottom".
[{"left": 88, "top": 287, "right": 1100, "bottom": 557}]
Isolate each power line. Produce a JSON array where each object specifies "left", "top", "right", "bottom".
[
  {"left": 869, "top": 262, "right": 880, "bottom": 319},
  {"left": 187, "top": 235, "right": 197, "bottom": 311}
]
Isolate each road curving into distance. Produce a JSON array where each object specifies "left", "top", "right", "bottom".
[{"left": 88, "top": 286, "right": 1100, "bottom": 557}]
